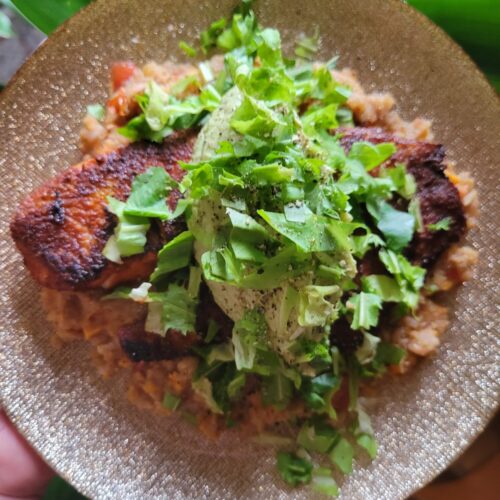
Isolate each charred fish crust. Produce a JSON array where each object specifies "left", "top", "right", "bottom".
[
  {"left": 49, "top": 192, "right": 65, "bottom": 225},
  {"left": 336, "top": 127, "right": 466, "bottom": 268},
  {"left": 118, "top": 320, "right": 200, "bottom": 362},
  {"left": 10, "top": 129, "right": 197, "bottom": 290}
]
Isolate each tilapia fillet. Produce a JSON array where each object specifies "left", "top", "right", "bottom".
[{"left": 10, "top": 130, "right": 196, "bottom": 291}]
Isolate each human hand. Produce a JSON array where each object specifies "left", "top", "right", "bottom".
[{"left": 0, "top": 410, "right": 54, "bottom": 499}]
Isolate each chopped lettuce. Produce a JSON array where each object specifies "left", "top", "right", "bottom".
[
  {"left": 298, "top": 285, "right": 341, "bottom": 327},
  {"left": 261, "top": 371, "right": 293, "bottom": 410},
  {"left": 119, "top": 80, "right": 221, "bottom": 142},
  {"left": 123, "top": 167, "right": 178, "bottom": 219},
  {"left": 347, "top": 292, "right": 383, "bottom": 330},
  {"left": 301, "top": 373, "right": 340, "bottom": 418},
  {"left": 355, "top": 332, "right": 381, "bottom": 365},
  {"left": 311, "top": 467, "right": 339, "bottom": 497},
  {"left": 366, "top": 198, "right": 415, "bottom": 252},
  {"left": 379, "top": 249, "right": 425, "bottom": 309},
  {"left": 329, "top": 437, "right": 354, "bottom": 474},
  {"left": 99, "top": 2, "right": 436, "bottom": 490},
  {"left": 162, "top": 392, "right": 181, "bottom": 411},
  {"left": 356, "top": 433, "right": 378, "bottom": 459},
  {"left": 295, "top": 28, "right": 320, "bottom": 61},
  {"left": 231, "top": 308, "right": 267, "bottom": 370},
  {"left": 297, "top": 420, "right": 339, "bottom": 454},
  {"left": 191, "top": 377, "right": 224, "bottom": 414},
  {"left": 348, "top": 141, "right": 396, "bottom": 171},
  {"left": 150, "top": 231, "right": 194, "bottom": 282},
  {"left": 257, "top": 211, "right": 345, "bottom": 253},
  {"left": 361, "top": 275, "right": 403, "bottom": 302},
  {"left": 276, "top": 452, "right": 313, "bottom": 487},
  {"left": 146, "top": 284, "right": 198, "bottom": 335},
  {"left": 179, "top": 41, "right": 197, "bottom": 57},
  {"left": 102, "top": 198, "right": 150, "bottom": 262}
]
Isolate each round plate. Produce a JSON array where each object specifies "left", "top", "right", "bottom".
[{"left": 0, "top": 0, "right": 498, "bottom": 498}]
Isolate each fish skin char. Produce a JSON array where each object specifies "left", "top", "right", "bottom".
[{"left": 10, "top": 129, "right": 196, "bottom": 291}]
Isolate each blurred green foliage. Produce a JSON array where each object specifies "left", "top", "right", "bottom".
[
  {"left": 43, "top": 476, "right": 88, "bottom": 500},
  {"left": 407, "top": 0, "right": 500, "bottom": 90},
  {"left": 11, "top": 0, "right": 90, "bottom": 34}
]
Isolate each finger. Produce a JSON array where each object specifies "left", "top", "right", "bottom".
[{"left": 0, "top": 410, "right": 54, "bottom": 498}]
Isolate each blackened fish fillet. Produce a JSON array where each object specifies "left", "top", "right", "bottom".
[
  {"left": 337, "top": 127, "right": 466, "bottom": 267},
  {"left": 11, "top": 130, "right": 196, "bottom": 290}
]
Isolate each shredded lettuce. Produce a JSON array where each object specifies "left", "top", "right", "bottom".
[
  {"left": 311, "top": 467, "right": 339, "bottom": 497},
  {"left": 146, "top": 284, "right": 198, "bottom": 335},
  {"left": 231, "top": 308, "right": 267, "bottom": 370},
  {"left": 347, "top": 292, "right": 383, "bottom": 330},
  {"left": 329, "top": 437, "right": 354, "bottom": 474},
  {"left": 102, "top": 198, "right": 150, "bottom": 262},
  {"left": 366, "top": 198, "right": 415, "bottom": 252},
  {"left": 298, "top": 285, "right": 341, "bottom": 327},
  {"left": 150, "top": 231, "right": 194, "bottom": 282},
  {"left": 276, "top": 452, "right": 313, "bottom": 487}
]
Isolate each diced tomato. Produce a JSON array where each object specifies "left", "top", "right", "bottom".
[
  {"left": 106, "top": 88, "right": 128, "bottom": 116},
  {"left": 111, "top": 61, "right": 136, "bottom": 91}
]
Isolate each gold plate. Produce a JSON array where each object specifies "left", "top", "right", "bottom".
[{"left": 0, "top": 0, "right": 498, "bottom": 498}]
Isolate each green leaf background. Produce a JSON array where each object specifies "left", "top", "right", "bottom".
[{"left": 11, "top": 0, "right": 91, "bottom": 34}]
